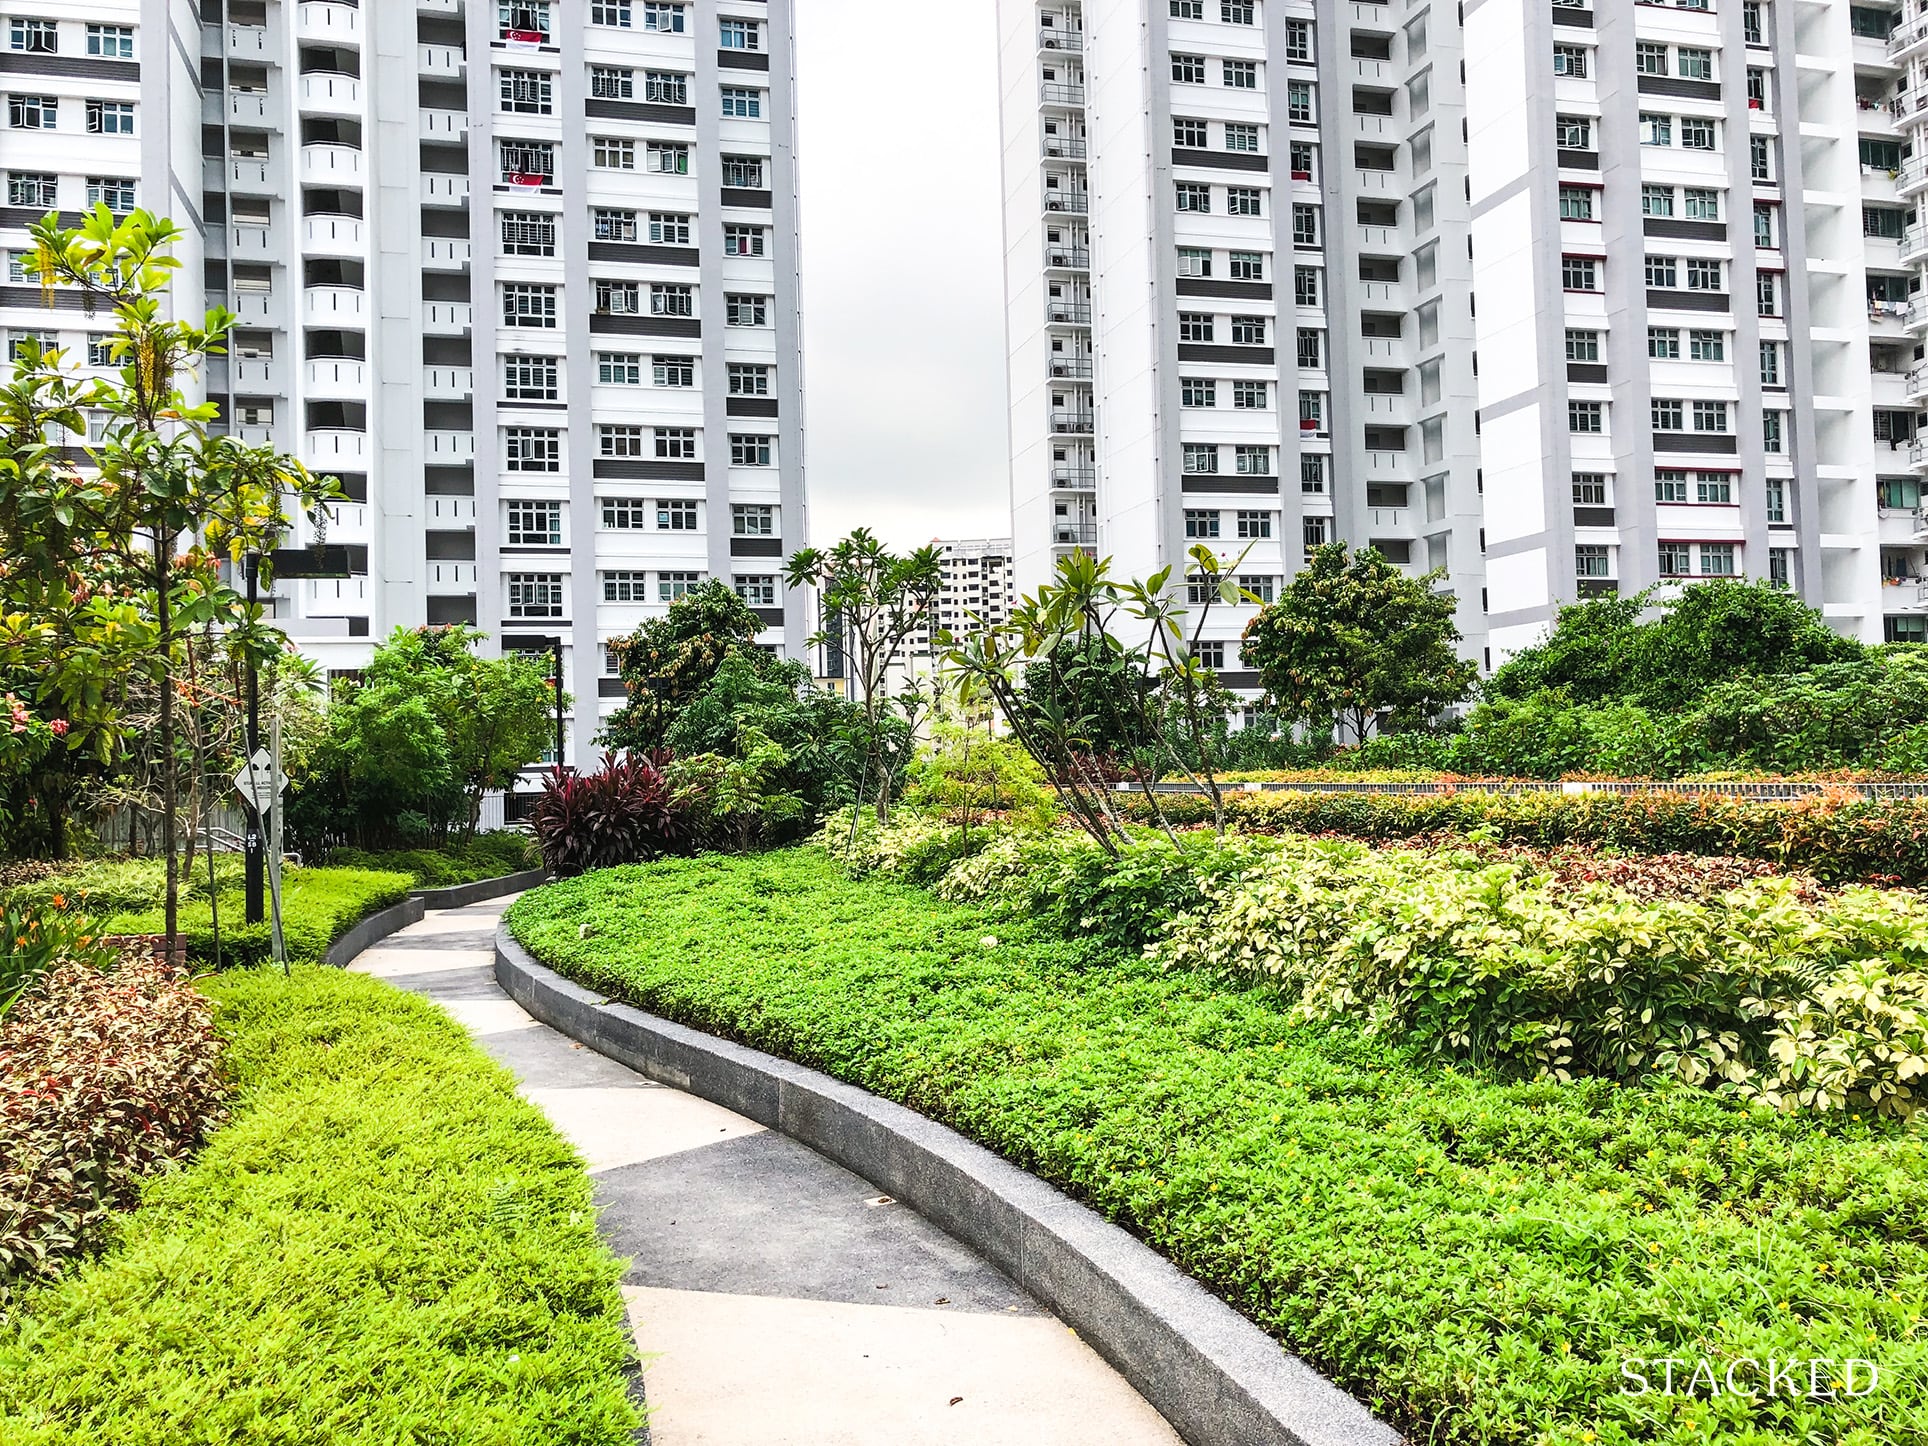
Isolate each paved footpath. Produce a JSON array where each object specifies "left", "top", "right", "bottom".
[{"left": 354, "top": 897, "right": 1184, "bottom": 1446}]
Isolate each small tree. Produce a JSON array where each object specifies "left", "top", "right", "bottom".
[
  {"left": 784, "top": 530, "right": 942, "bottom": 821},
  {"left": 601, "top": 581, "right": 765, "bottom": 753},
  {"left": 1241, "top": 543, "right": 1475, "bottom": 744}
]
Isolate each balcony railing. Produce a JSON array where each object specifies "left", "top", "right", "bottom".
[
  {"left": 1043, "top": 135, "right": 1088, "bottom": 159},
  {"left": 1049, "top": 357, "right": 1093, "bottom": 378},
  {"left": 1045, "top": 244, "right": 1090, "bottom": 269},
  {"left": 1053, "top": 523, "right": 1098, "bottom": 546},
  {"left": 1052, "top": 466, "right": 1097, "bottom": 489},
  {"left": 1039, "top": 83, "right": 1086, "bottom": 106},
  {"left": 1050, "top": 411, "right": 1095, "bottom": 434},
  {"left": 1039, "top": 26, "right": 1083, "bottom": 50},
  {"left": 1044, "top": 190, "right": 1090, "bottom": 214},
  {"left": 1047, "top": 302, "right": 1092, "bottom": 324}
]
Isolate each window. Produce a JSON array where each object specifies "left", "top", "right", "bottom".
[
  {"left": 720, "top": 18, "right": 761, "bottom": 49},
  {"left": 1653, "top": 399, "right": 1684, "bottom": 431},
  {"left": 1302, "top": 516, "right": 1331, "bottom": 554},
  {"left": 646, "top": 71, "right": 689, "bottom": 104},
  {"left": 1177, "top": 246, "right": 1213, "bottom": 278},
  {"left": 602, "top": 497, "right": 651, "bottom": 529},
  {"left": 1287, "top": 80, "right": 1314, "bottom": 122},
  {"left": 87, "top": 336, "right": 115, "bottom": 367},
  {"left": 1658, "top": 542, "right": 1692, "bottom": 576},
  {"left": 507, "top": 574, "right": 565, "bottom": 619},
  {"left": 730, "top": 434, "right": 772, "bottom": 467},
  {"left": 85, "top": 98, "right": 134, "bottom": 136},
  {"left": 735, "top": 575, "right": 777, "bottom": 607},
  {"left": 1232, "top": 316, "right": 1267, "bottom": 345},
  {"left": 1236, "top": 510, "right": 1272, "bottom": 539},
  {"left": 1184, "top": 509, "right": 1221, "bottom": 539},
  {"left": 1561, "top": 256, "right": 1599, "bottom": 291},
  {"left": 7, "top": 173, "right": 54, "bottom": 208},
  {"left": 726, "top": 293, "right": 768, "bottom": 326},
  {"left": 589, "top": 66, "right": 634, "bottom": 100},
  {"left": 1576, "top": 544, "right": 1611, "bottom": 578},
  {"left": 1648, "top": 327, "right": 1680, "bottom": 360},
  {"left": 1225, "top": 122, "right": 1260, "bottom": 153},
  {"left": 9, "top": 19, "right": 54, "bottom": 53},
  {"left": 1572, "top": 473, "right": 1607, "bottom": 506},
  {"left": 1640, "top": 113, "right": 1672, "bottom": 147},
  {"left": 1744, "top": 1, "right": 1765, "bottom": 44},
  {"left": 1240, "top": 573, "right": 1277, "bottom": 603},
  {"left": 504, "top": 427, "right": 561, "bottom": 471},
  {"left": 1569, "top": 400, "right": 1604, "bottom": 433},
  {"left": 1689, "top": 329, "right": 1724, "bottom": 362},
  {"left": 653, "top": 356, "right": 694, "bottom": 388},
  {"left": 1677, "top": 47, "right": 1712, "bottom": 80},
  {"left": 1753, "top": 203, "right": 1775, "bottom": 248},
  {"left": 724, "top": 225, "right": 766, "bottom": 257},
  {"left": 1181, "top": 377, "right": 1217, "bottom": 408},
  {"left": 643, "top": 2, "right": 685, "bottom": 31},
  {"left": 1680, "top": 118, "right": 1715, "bottom": 151},
  {"left": 1683, "top": 188, "right": 1720, "bottom": 221},
  {"left": 721, "top": 87, "right": 763, "bottom": 118},
  {"left": 659, "top": 571, "right": 701, "bottom": 602},
  {"left": 1227, "top": 187, "right": 1263, "bottom": 217},
  {"left": 502, "top": 283, "right": 558, "bottom": 328},
  {"left": 1294, "top": 266, "right": 1320, "bottom": 305},
  {"left": 1553, "top": 44, "right": 1588, "bottom": 78},
  {"left": 1751, "top": 135, "right": 1772, "bottom": 181},
  {"left": 1770, "top": 548, "right": 1794, "bottom": 592},
  {"left": 649, "top": 143, "right": 691, "bottom": 175},
  {"left": 1565, "top": 328, "right": 1600, "bottom": 362},
  {"left": 1557, "top": 115, "right": 1592, "bottom": 149},
  {"left": 1179, "top": 313, "right": 1214, "bottom": 343},
  {"left": 1290, "top": 140, "right": 1315, "bottom": 178},
  {"left": 1183, "top": 444, "right": 1219, "bottom": 475},
  {"left": 8, "top": 96, "right": 56, "bottom": 130},
  {"left": 733, "top": 504, "right": 775, "bottom": 536},
  {"left": 1692, "top": 400, "right": 1728, "bottom": 433},
  {"left": 1641, "top": 184, "right": 1675, "bottom": 218},
  {"left": 85, "top": 177, "right": 135, "bottom": 213},
  {"left": 1759, "top": 341, "right": 1780, "bottom": 386},
  {"left": 501, "top": 141, "right": 554, "bottom": 185},
  {"left": 1173, "top": 54, "right": 1207, "bottom": 85},
  {"left": 1231, "top": 250, "right": 1266, "bottom": 279},
  {"left": 506, "top": 500, "right": 562, "bottom": 546},
  {"left": 1757, "top": 272, "right": 1779, "bottom": 316},
  {"left": 500, "top": 3, "right": 552, "bottom": 41},
  {"left": 728, "top": 363, "right": 772, "bottom": 395},
  {"left": 1173, "top": 0, "right": 1204, "bottom": 13},
  {"left": 1766, "top": 477, "right": 1797, "bottom": 521},
  {"left": 657, "top": 498, "right": 698, "bottom": 530},
  {"left": 1645, "top": 255, "right": 1678, "bottom": 289},
  {"left": 722, "top": 156, "right": 765, "bottom": 188},
  {"left": 594, "top": 137, "right": 636, "bottom": 170},
  {"left": 86, "top": 25, "right": 134, "bottom": 59},
  {"left": 603, "top": 571, "right": 653, "bottom": 604},
  {"left": 1559, "top": 186, "right": 1595, "bottom": 221},
  {"left": 1235, "top": 445, "right": 1271, "bottom": 475},
  {"left": 1233, "top": 380, "right": 1269, "bottom": 409},
  {"left": 1763, "top": 410, "right": 1785, "bottom": 452},
  {"left": 1285, "top": 19, "right": 1312, "bottom": 61},
  {"left": 504, "top": 354, "right": 559, "bottom": 401},
  {"left": 1222, "top": 60, "right": 1258, "bottom": 89},
  {"left": 1685, "top": 258, "right": 1721, "bottom": 291},
  {"left": 1300, "top": 454, "right": 1327, "bottom": 494},
  {"left": 1699, "top": 542, "right": 1736, "bottom": 576},
  {"left": 500, "top": 70, "right": 552, "bottom": 113},
  {"left": 654, "top": 427, "right": 697, "bottom": 459},
  {"left": 1696, "top": 474, "right": 1733, "bottom": 504},
  {"left": 1296, "top": 329, "right": 1324, "bottom": 368},
  {"left": 1222, "top": 0, "right": 1256, "bottom": 22},
  {"left": 598, "top": 352, "right": 643, "bottom": 385},
  {"left": 1174, "top": 117, "right": 1208, "bottom": 148},
  {"left": 1298, "top": 391, "right": 1325, "bottom": 431},
  {"left": 1655, "top": 470, "right": 1690, "bottom": 503},
  {"left": 652, "top": 284, "right": 696, "bottom": 316},
  {"left": 591, "top": 0, "right": 632, "bottom": 25},
  {"left": 1635, "top": 41, "right": 1668, "bottom": 76},
  {"left": 1176, "top": 182, "right": 1212, "bottom": 213},
  {"left": 502, "top": 211, "right": 556, "bottom": 256},
  {"left": 648, "top": 213, "right": 692, "bottom": 246},
  {"left": 591, "top": 208, "right": 638, "bottom": 243},
  {"left": 596, "top": 279, "right": 641, "bottom": 314}
]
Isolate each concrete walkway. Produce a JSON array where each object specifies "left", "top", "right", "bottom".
[{"left": 353, "top": 897, "right": 1184, "bottom": 1446}]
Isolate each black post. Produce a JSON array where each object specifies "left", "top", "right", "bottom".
[
  {"left": 243, "top": 554, "right": 265, "bottom": 925},
  {"left": 551, "top": 637, "right": 566, "bottom": 779}
]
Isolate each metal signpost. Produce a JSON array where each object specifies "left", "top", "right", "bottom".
[{"left": 232, "top": 743, "right": 289, "bottom": 970}]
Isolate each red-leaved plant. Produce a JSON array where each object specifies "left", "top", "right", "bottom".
[{"left": 530, "top": 750, "right": 693, "bottom": 877}]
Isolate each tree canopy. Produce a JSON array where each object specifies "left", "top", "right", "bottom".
[{"left": 600, "top": 581, "right": 766, "bottom": 754}]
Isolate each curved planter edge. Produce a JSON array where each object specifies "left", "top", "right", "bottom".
[
  {"left": 322, "top": 869, "right": 547, "bottom": 967},
  {"left": 493, "top": 923, "right": 1404, "bottom": 1446}
]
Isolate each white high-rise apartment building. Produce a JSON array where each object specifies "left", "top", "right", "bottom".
[
  {"left": 0, "top": 0, "right": 805, "bottom": 768},
  {"left": 1001, "top": 0, "right": 1928, "bottom": 672},
  {"left": 932, "top": 536, "right": 1016, "bottom": 640}
]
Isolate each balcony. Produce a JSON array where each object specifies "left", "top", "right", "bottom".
[
  {"left": 228, "top": 89, "right": 271, "bottom": 124},
  {"left": 428, "top": 496, "right": 478, "bottom": 527},
  {"left": 1049, "top": 411, "right": 1095, "bottom": 435},
  {"left": 1043, "top": 135, "right": 1087, "bottom": 159},
  {"left": 1906, "top": 297, "right": 1928, "bottom": 333},
  {"left": 425, "top": 365, "right": 474, "bottom": 398},
  {"left": 1044, "top": 190, "right": 1089, "bottom": 215},
  {"left": 1040, "top": 82, "right": 1086, "bottom": 107},
  {"left": 1910, "top": 438, "right": 1928, "bottom": 471},
  {"left": 1046, "top": 301, "right": 1092, "bottom": 324},
  {"left": 209, "top": 156, "right": 271, "bottom": 190},
  {"left": 302, "top": 213, "right": 364, "bottom": 254},
  {"left": 1044, "top": 243, "right": 1090, "bottom": 270},
  {"left": 1053, "top": 523, "right": 1098, "bottom": 546},
  {"left": 424, "top": 237, "right": 472, "bottom": 269},
  {"left": 227, "top": 24, "right": 269, "bottom": 58},
  {"left": 297, "top": 1, "right": 361, "bottom": 43},
  {"left": 1051, "top": 466, "right": 1096, "bottom": 489},
  {"left": 298, "top": 72, "right": 362, "bottom": 114},
  {"left": 1905, "top": 225, "right": 1928, "bottom": 266},
  {"left": 1038, "top": 26, "right": 1083, "bottom": 51},
  {"left": 426, "top": 430, "right": 477, "bottom": 461},
  {"left": 233, "top": 288, "right": 274, "bottom": 322},
  {"left": 1901, "top": 154, "right": 1928, "bottom": 196},
  {"left": 421, "top": 107, "right": 467, "bottom": 140},
  {"left": 1910, "top": 364, "right": 1928, "bottom": 403},
  {"left": 305, "top": 357, "right": 366, "bottom": 395},
  {"left": 232, "top": 357, "right": 276, "bottom": 387},
  {"left": 305, "top": 428, "right": 367, "bottom": 463},
  {"left": 300, "top": 143, "right": 363, "bottom": 184},
  {"left": 1915, "top": 507, "right": 1928, "bottom": 542},
  {"left": 230, "top": 222, "right": 272, "bottom": 254},
  {"left": 422, "top": 172, "right": 470, "bottom": 207},
  {"left": 419, "top": 42, "right": 465, "bottom": 77},
  {"left": 1892, "top": 15, "right": 1928, "bottom": 61},
  {"left": 424, "top": 300, "right": 473, "bottom": 332},
  {"left": 304, "top": 284, "right": 365, "bottom": 325},
  {"left": 430, "top": 562, "right": 479, "bottom": 590},
  {"left": 1049, "top": 357, "right": 1093, "bottom": 379}
]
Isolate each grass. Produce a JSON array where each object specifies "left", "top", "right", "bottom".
[
  {"left": 0, "top": 967, "right": 642, "bottom": 1445},
  {"left": 507, "top": 849, "right": 1928, "bottom": 1446},
  {"left": 323, "top": 834, "right": 540, "bottom": 889}
]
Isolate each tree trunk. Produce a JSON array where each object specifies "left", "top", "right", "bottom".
[{"left": 155, "top": 532, "right": 178, "bottom": 945}]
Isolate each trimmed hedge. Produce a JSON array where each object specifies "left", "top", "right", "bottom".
[
  {"left": 1126, "top": 787, "right": 1928, "bottom": 885},
  {"left": 323, "top": 834, "right": 540, "bottom": 889},
  {"left": 0, "top": 967, "right": 641, "bottom": 1445},
  {"left": 92, "top": 866, "right": 417, "bottom": 969},
  {"left": 508, "top": 851, "right": 1928, "bottom": 1446}
]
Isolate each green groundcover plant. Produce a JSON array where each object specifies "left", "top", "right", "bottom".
[
  {"left": 509, "top": 850, "right": 1927, "bottom": 1446},
  {"left": 0, "top": 967, "right": 641, "bottom": 1445}
]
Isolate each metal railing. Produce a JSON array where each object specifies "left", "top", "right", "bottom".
[
  {"left": 1050, "top": 357, "right": 1093, "bottom": 378},
  {"left": 1047, "top": 302, "right": 1092, "bottom": 324},
  {"left": 1049, "top": 411, "right": 1096, "bottom": 433},
  {"left": 1045, "top": 245, "right": 1091, "bottom": 268},
  {"left": 1039, "top": 82, "right": 1086, "bottom": 106},
  {"left": 1038, "top": 26, "right": 1083, "bottom": 50},
  {"left": 1052, "top": 466, "right": 1097, "bottom": 488}
]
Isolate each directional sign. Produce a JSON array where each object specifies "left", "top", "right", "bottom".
[{"left": 232, "top": 747, "right": 286, "bottom": 814}]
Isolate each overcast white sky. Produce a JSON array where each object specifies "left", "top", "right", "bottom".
[{"left": 794, "top": 3, "right": 1012, "bottom": 550}]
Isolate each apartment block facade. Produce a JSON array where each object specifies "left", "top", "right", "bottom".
[
  {"left": 1000, "top": 0, "right": 1928, "bottom": 673},
  {"left": 1, "top": 0, "right": 805, "bottom": 769}
]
